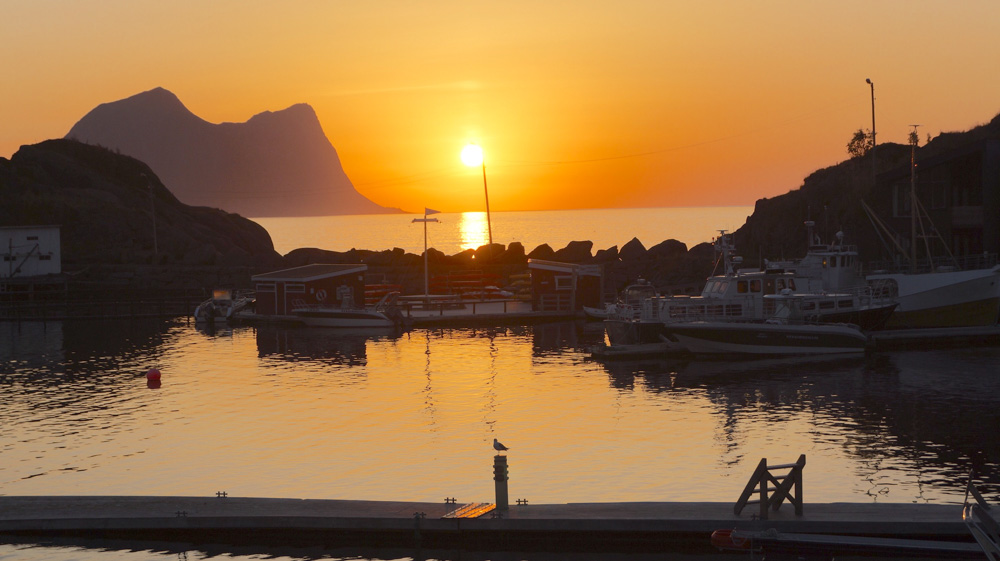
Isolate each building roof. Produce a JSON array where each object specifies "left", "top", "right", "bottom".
[
  {"left": 527, "top": 259, "right": 602, "bottom": 276},
  {"left": 252, "top": 263, "right": 367, "bottom": 282}
]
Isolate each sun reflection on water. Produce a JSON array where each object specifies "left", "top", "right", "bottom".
[{"left": 459, "top": 212, "right": 490, "bottom": 251}]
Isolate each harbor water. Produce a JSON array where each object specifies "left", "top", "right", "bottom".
[{"left": 2, "top": 207, "right": 998, "bottom": 560}]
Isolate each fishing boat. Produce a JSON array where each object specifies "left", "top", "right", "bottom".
[
  {"left": 773, "top": 219, "right": 1000, "bottom": 329},
  {"left": 661, "top": 294, "right": 868, "bottom": 357},
  {"left": 603, "top": 231, "right": 896, "bottom": 349},
  {"left": 583, "top": 279, "right": 657, "bottom": 320},
  {"left": 194, "top": 289, "right": 254, "bottom": 324},
  {"left": 290, "top": 291, "right": 404, "bottom": 328}
]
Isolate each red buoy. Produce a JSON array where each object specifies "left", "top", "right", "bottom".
[{"left": 146, "top": 368, "right": 161, "bottom": 381}]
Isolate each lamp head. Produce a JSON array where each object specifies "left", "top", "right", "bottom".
[{"left": 866, "top": 78, "right": 872, "bottom": 85}]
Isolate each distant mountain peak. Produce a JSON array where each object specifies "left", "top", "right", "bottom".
[{"left": 64, "top": 90, "right": 396, "bottom": 217}]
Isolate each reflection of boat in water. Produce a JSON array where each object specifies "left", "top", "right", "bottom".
[
  {"left": 256, "top": 324, "right": 401, "bottom": 364},
  {"left": 194, "top": 289, "right": 254, "bottom": 324},
  {"left": 663, "top": 294, "right": 868, "bottom": 357},
  {"left": 665, "top": 319, "right": 867, "bottom": 357},
  {"left": 290, "top": 292, "right": 405, "bottom": 328}
]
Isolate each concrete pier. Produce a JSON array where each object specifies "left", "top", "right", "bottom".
[{"left": 0, "top": 496, "right": 979, "bottom": 554}]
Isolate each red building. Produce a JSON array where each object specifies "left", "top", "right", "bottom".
[
  {"left": 527, "top": 259, "right": 604, "bottom": 312},
  {"left": 252, "top": 264, "right": 367, "bottom": 316}
]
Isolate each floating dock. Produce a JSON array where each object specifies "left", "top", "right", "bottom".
[{"left": 0, "top": 496, "right": 981, "bottom": 555}]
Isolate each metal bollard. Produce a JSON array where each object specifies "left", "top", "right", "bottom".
[{"left": 493, "top": 455, "right": 509, "bottom": 512}]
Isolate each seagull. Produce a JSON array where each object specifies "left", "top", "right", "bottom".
[{"left": 493, "top": 438, "right": 510, "bottom": 452}]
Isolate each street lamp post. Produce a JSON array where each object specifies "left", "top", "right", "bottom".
[
  {"left": 866, "top": 78, "right": 876, "bottom": 186},
  {"left": 412, "top": 209, "right": 440, "bottom": 298}
]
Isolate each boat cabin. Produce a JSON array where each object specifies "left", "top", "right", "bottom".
[{"left": 252, "top": 264, "right": 368, "bottom": 316}]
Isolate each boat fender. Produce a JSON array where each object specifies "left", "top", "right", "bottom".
[
  {"left": 710, "top": 528, "right": 750, "bottom": 550},
  {"left": 146, "top": 368, "right": 161, "bottom": 381}
]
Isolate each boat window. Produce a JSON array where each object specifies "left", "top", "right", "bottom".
[
  {"left": 838, "top": 299, "right": 854, "bottom": 308},
  {"left": 765, "top": 279, "right": 775, "bottom": 294},
  {"left": 750, "top": 279, "right": 762, "bottom": 292},
  {"left": 819, "top": 301, "right": 835, "bottom": 310},
  {"left": 788, "top": 278, "right": 796, "bottom": 291},
  {"left": 737, "top": 281, "right": 748, "bottom": 293},
  {"left": 715, "top": 282, "right": 727, "bottom": 294},
  {"left": 831, "top": 256, "right": 838, "bottom": 268},
  {"left": 776, "top": 279, "right": 785, "bottom": 290}
]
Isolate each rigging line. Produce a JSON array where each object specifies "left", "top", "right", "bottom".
[{"left": 498, "top": 95, "right": 858, "bottom": 167}]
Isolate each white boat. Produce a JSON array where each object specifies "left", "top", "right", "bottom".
[
  {"left": 603, "top": 231, "right": 896, "bottom": 348},
  {"left": 774, "top": 219, "right": 1000, "bottom": 329},
  {"left": 584, "top": 280, "right": 657, "bottom": 320},
  {"left": 867, "top": 264, "right": 1000, "bottom": 328},
  {"left": 291, "top": 291, "right": 404, "bottom": 328},
  {"left": 662, "top": 295, "right": 868, "bottom": 356},
  {"left": 194, "top": 289, "right": 254, "bottom": 324}
]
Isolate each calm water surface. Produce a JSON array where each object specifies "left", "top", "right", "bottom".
[
  {"left": 252, "top": 207, "right": 754, "bottom": 255},
  {"left": 3, "top": 318, "right": 1000, "bottom": 559}
]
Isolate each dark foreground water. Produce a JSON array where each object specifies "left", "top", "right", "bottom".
[{"left": 2, "top": 318, "right": 999, "bottom": 560}]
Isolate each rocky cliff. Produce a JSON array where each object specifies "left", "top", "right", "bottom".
[
  {"left": 0, "top": 139, "right": 284, "bottom": 291},
  {"left": 65, "top": 87, "right": 395, "bottom": 218}
]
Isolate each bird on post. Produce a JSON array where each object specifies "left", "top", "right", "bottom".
[{"left": 493, "top": 438, "right": 509, "bottom": 453}]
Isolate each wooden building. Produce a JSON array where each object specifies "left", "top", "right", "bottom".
[
  {"left": 251, "top": 264, "right": 367, "bottom": 316},
  {"left": 527, "top": 259, "right": 603, "bottom": 312}
]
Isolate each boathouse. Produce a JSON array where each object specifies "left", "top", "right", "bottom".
[
  {"left": 527, "top": 259, "right": 603, "bottom": 312},
  {"left": 251, "top": 264, "right": 367, "bottom": 316}
]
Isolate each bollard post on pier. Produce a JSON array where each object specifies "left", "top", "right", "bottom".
[{"left": 493, "top": 455, "right": 509, "bottom": 512}]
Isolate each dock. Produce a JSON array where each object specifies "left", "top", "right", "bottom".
[{"left": 0, "top": 496, "right": 981, "bottom": 555}]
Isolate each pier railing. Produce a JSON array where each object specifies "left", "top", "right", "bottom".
[{"left": 734, "top": 454, "right": 805, "bottom": 520}]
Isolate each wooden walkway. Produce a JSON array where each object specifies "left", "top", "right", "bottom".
[{"left": 0, "top": 496, "right": 980, "bottom": 554}]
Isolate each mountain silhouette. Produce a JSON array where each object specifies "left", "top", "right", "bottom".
[{"left": 65, "top": 87, "right": 396, "bottom": 217}]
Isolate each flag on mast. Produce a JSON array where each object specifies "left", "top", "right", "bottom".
[{"left": 425, "top": 208, "right": 441, "bottom": 215}]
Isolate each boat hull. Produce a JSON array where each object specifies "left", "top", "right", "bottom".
[
  {"left": 868, "top": 266, "right": 1000, "bottom": 328},
  {"left": 664, "top": 321, "right": 868, "bottom": 356}
]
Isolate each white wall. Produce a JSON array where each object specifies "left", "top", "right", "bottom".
[{"left": 1, "top": 226, "right": 62, "bottom": 278}]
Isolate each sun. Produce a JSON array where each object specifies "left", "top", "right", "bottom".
[{"left": 460, "top": 144, "right": 484, "bottom": 167}]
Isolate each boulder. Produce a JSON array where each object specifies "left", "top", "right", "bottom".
[
  {"left": 619, "top": 237, "right": 647, "bottom": 261},
  {"left": 527, "top": 244, "right": 556, "bottom": 260},
  {"left": 553, "top": 240, "right": 593, "bottom": 263}
]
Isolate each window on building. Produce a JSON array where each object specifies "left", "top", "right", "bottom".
[
  {"left": 555, "top": 276, "right": 573, "bottom": 290},
  {"left": 286, "top": 283, "right": 306, "bottom": 293}
]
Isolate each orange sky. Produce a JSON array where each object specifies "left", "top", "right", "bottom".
[{"left": 3, "top": 1, "right": 1000, "bottom": 213}]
